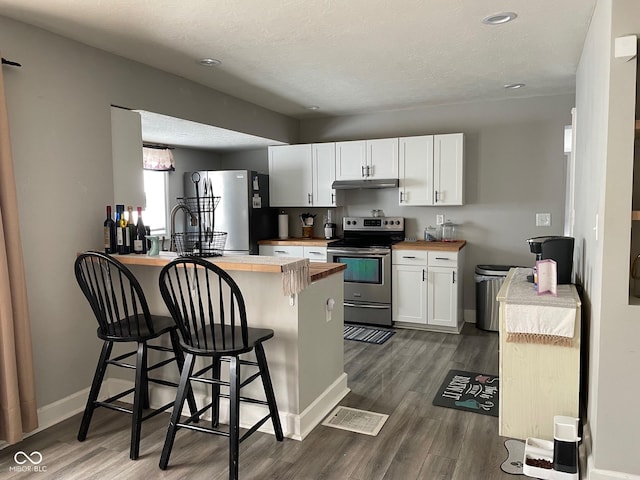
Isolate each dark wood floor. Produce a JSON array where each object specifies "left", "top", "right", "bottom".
[{"left": 0, "top": 323, "right": 516, "bottom": 480}]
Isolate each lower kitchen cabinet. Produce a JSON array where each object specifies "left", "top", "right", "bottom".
[
  {"left": 426, "top": 266, "right": 458, "bottom": 328},
  {"left": 259, "top": 244, "right": 327, "bottom": 262},
  {"left": 392, "top": 264, "right": 427, "bottom": 324},
  {"left": 392, "top": 246, "right": 465, "bottom": 333}
]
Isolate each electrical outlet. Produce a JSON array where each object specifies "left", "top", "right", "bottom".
[
  {"left": 436, "top": 214, "right": 444, "bottom": 225},
  {"left": 536, "top": 213, "right": 551, "bottom": 227}
]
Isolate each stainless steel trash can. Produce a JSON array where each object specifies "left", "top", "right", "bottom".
[{"left": 475, "top": 265, "right": 513, "bottom": 331}]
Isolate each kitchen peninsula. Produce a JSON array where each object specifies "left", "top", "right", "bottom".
[{"left": 112, "top": 253, "right": 348, "bottom": 441}]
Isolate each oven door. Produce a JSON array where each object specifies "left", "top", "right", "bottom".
[{"left": 327, "top": 247, "right": 392, "bottom": 326}]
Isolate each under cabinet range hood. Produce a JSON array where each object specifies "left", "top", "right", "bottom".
[{"left": 331, "top": 178, "right": 399, "bottom": 190}]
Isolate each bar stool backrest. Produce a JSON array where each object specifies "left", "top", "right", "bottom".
[
  {"left": 159, "top": 257, "right": 249, "bottom": 354},
  {"left": 74, "top": 251, "right": 155, "bottom": 341}
]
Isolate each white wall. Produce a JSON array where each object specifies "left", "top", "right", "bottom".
[
  {"left": 0, "top": 15, "right": 297, "bottom": 409},
  {"left": 575, "top": 0, "right": 640, "bottom": 477},
  {"left": 300, "top": 95, "right": 574, "bottom": 313}
]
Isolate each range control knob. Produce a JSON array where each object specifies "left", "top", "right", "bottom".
[
  {"left": 384, "top": 220, "right": 388, "bottom": 225},
  {"left": 396, "top": 220, "right": 401, "bottom": 225},
  {"left": 346, "top": 220, "right": 351, "bottom": 225}
]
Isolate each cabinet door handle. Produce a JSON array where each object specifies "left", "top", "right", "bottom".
[
  {"left": 422, "top": 269, "right": 426, "bottom": 281},
  {"left": 435, "top": 190, "right": 439, "bottom": 203},
  {"left": 400, "top": 191, "right": 404, "bottom": 203},
  {"left": 453, "top": 271, "right": 456, "bottom": 283},
  {"left": 274, "top": 250, "right": 287, "bottom": 254},
  {"left": 435, "top": 257, "right": 449, "bottom": 260},
  {"left": 308, "top": 193, "right": 312, "bottom": 204},
  {"left": 331, "top": 193, "right": 335, "bottom": 204},
  {"left": 361, "top": 165, "right": 366, "bottom": 177},
  {"left": 308, "top": 251, "right": 322, "bottom": 255},
  {"left": 366, "top": 165, "right": 371, "bottom": 177},
  {"left": 402, "top": 256, "right": 416, "bottom": 259}
]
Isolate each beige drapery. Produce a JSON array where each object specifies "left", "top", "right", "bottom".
[{"left": 0, "top": 56, "right": 38, "bottom": 443}]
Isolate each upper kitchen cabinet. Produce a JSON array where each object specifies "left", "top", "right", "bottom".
[
  {"left": 399, "top": 135, "right": 434, "bottom": 205},
  {"left": 434, "top": 133, "right": 464, "bottom": 206},
  {"left": 398, "top": 133, "right": 464, "bottom": 206},
  {"left": 111, "top": 107, "right": 145, "bottom": 208},
  {"left": 335, "top": 138, "right": 399, "bottom": 180},
  {"left": 268, "top": 144, "right": 337, "bottom": 207}
]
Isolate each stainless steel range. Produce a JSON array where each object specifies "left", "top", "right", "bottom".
[{"left": 327, "top": 216, "right": 405, "bottom": 326}]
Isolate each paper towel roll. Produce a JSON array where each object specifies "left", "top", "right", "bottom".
[{"left": 278, "top": 214, "right": 289, "bottom": 239}]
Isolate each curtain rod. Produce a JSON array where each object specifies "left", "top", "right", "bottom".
[{"left": 2, "top": 58, "right": 22, "bottom": 67}]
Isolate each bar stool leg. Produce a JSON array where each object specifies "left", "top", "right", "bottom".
[
  {"left": 255, "top": 343, "right": 284, "bottom": 441},
  {"left": 228, "top": 356, "right": 241, "bottom": 480},
  {"left": 78, "top": 341, "right": 113, "bottom": 442},
  {"left": 160, "top": 353, "right": 195, "bottom": 470},
  {"left": 169, "top": 330, "right": 198, "bottom": 422},
  {"left": 130, "top": 341, "right": 148, "bottom": 460},
  {"left": 211, "top": 357, "right": 222, "bottom": 428}
]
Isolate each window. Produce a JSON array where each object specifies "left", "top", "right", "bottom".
[{"left": 143, "top": 170, "right": 168, "bottom": 234}]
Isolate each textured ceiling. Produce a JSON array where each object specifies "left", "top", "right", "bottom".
[{"left": 0, "top": 0, "right": 596, "bottom": 148}]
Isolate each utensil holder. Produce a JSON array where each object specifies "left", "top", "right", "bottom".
[{"left": 302, "top": 226, "right": 313, "bottom": 238}]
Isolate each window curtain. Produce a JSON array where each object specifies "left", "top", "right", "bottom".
[
  {"left": 0, "top": 56, "right": 39, "bottom": 443},
  {"left": 143, "top": 146, "right": 174, "bottom": 171}
]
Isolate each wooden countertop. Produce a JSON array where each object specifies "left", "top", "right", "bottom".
[
  {"left": 393, "top": 240, "right": 466, "bottom": 251},
  {"left": 107, "top": 253, "right": 345, "bottom": 282},
  {"left": 258, "top": 238, "right": 333, "bottom": 246}
]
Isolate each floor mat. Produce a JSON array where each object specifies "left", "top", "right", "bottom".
[
  {"left": 501, "top": 439, "right": 525, "bottom": 475},
  {"left": 431, "top": 369, "right": 499, "bottom": 417},
  {"left": 343, "top": 325, "right": 395, "bottom": 344},
  {"left": 322, "top": 406, "right": 389, "bottom": 436}
]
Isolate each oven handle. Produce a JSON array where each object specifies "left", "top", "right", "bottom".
[
  {"left": 344, "top": 302, "right": 390, "bottom": 310},
  {"left": 327, "top": 248, "right": 390, "bottom": 256}
]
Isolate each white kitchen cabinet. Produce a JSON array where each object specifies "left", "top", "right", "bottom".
[
  {"left": 312, "top": 143, "right": 337, "bottom": 207},
  {"left": 268, "top": 144, "right": 337, "bottom": 207},
  {"left": 303, "top": 246, "right": 327, "bottom": 262},
  {"left": 392, "top": 246, "right": 465, "bottom": 332},
  {"left": 335, "top": 138, "right": 398, "bottom": 181},
  {"left": 392, "top": 264, "right": 427, "bottom": 324},
  {"left": 427, "top": 266, "right": 458, "bottom": 328},
  {"left": 398, "top": 135, "right": 433, "bottom": 206},
  {"left": 433, "top": 133, "right": 464, "bottom": 206},
  {"left": 399, "top": 133, "right": 464, "bottom": 206},
  {"left": 259, "top": 244, "right": 327, "bottom": 262},
  {"left": 259, "top": 245, "right": 304, "bottom": 258}
]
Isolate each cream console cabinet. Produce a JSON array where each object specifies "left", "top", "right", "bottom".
[
  {"left": 399, "top": 133, "right": 464, "bottom": 206},
  {"left": 268, "top": 144, "right": 337, "bottom": 208},
  {"left": 392, "top": 246, "right": 465, "bottom": 332},
  {"left": 335, "top": 138, "right": 399, "bottom": 181}
]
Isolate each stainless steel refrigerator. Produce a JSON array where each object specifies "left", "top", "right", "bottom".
[{"left": 183, "top": 170, "right": 276, "bottom": 254}]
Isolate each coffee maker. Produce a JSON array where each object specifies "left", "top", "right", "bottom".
[
  {"left": 324, "top": 209, "right": 336, "bottom": 240},
  {"left": 527, "top": 236, "right": 575, "bottom": 284}
]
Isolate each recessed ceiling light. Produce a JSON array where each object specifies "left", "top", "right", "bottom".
[
  {"left": 504, "top": 83, "right": 526, "bottom": 89},
  {"left": 305, "top": 105, "right": 320, "bottom": 111},
  {"left": 482, "top": 12, "right": 518, "bottom": 25},
  {"left": 198, "top": 58, "right": 221, "bottom": 67}
]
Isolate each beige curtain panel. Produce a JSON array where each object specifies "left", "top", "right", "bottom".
[{"left": 0, "top": 55, "right": 39, "bottom": 443}]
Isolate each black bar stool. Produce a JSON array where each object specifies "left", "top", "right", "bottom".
[
  {"left": 158, "top": 257, "right": 283, "bottom": 480},
  {"left": 74, "top": 251, "right": 197, "bottom": 460}
]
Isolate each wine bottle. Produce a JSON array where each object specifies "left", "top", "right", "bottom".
[
  {"left": 103, "top": 205, "right": 116, "bottom": 254},
  {"left": 116, "top": 204, "right": 129, "bottom": 254},
  {"left": 127, "top": 206, "right": 136, "bottom": 254},
  {"left": 134, "top": 207, "right": 147, "bottom": 254}
]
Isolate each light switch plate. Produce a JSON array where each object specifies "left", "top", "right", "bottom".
[
  {"left": 436, "top": 214, "right": 444, "bottom": 225},
  {"left": 536, "top": 213, "right": 551, "bottom": 227}
]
